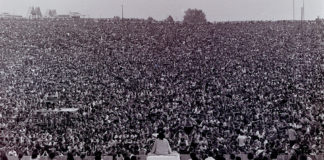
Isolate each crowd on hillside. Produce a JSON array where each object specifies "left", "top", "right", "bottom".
[{"left": 0, "top": 19, "right": 323, "bottom": 160}]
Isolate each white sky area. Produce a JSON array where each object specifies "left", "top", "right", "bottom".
[{"left": 0, "top": 0, "right": 323, "bottom": 21}]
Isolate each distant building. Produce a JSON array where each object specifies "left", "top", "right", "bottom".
[
  {"left": 56, "top": 15, "right": 70, "bottom": 19},
  {"left": 55, "top": 12, "right": 84, "bottom": 19},
  {"left": 0, "top": 12, "right": 23, "bottom": 19},
  {"left": 0, "top": 13, "right": 10, "bottom": 18},
  {"left": 70, "top": 12, "right": 82, "bottom": 19}
]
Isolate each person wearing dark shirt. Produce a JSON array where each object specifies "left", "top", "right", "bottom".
[{"left": 0, "top": 150, "right": 8, "bottom": 160}]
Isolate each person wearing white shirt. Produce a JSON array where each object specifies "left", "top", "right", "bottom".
[
  {"left": 256, "top": 129, "right": 265, "bottom": 139},
  {"left": 8, "top": 150, "right": 17, "bottom": 157},
  {"left": 148, "top": 132, "right": 180, "bottom": 160},
  {"left": 150, "top": 132, "right": 172, "bottom": 155},
  {"left": 205, "top": 157, "right": 215, "bottom": 160},
  {"left": 237, "top": 134, "right": 248, "bottom": 147},
  {"left": 287, "top": 127, "right": 297, "bottom": 146},
  {"left": 204, "top": 152, "right": 215, "bottom": 160},
  {"left": 237, "top": 131, "right": 248, "bottom": 153}
]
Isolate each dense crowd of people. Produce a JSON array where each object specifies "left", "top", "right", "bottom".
[{"left": 0, "top": 18, "right": 323, "bottom": 160}]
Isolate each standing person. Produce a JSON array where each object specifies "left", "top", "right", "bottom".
[
  {"left": 115, "top": 153, "right": 124, "bottom": 160},
  {"left": 287, "top": 127, "right": 297, "bottom": 147},
  {"left": 80, "top": 153, "right": 86, "bottom": 160},
  {"left": 67, "top": 152, "right": 74, "bottom": 160},
  {"left": 31, "top": 150, "right": 39, "bottom": 160},
  {"left": 247, "top": 153, "right": 254, "bottom": 160},
  {"left": 18, "top": 153, "right": 23, "bottom": 160},
  {"left": 178, "top": 131, "right": 189, "bottom": 154},
  {"left": 189, "top": 153, "right": 199, "bottom": 160},
  {"left": 0, "top": 150, "right": 8, "bottom": 160},
  {"left": 95, "top": 150, "right": 102, "bottom": 160},
  {"left": 48, "top": 152, "right": 56, "bottom": 160},
  {"left": 237, "top": 131, "right": 248, "bottom": 153}
]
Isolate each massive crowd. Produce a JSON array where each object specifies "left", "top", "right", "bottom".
[{"left": 0, "top": 18, "right": 323, "bottom": 159}]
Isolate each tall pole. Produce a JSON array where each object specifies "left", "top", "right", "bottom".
[
  {"left": 301, "top": 0, "right": 304, "bottom": 21},
  {"left": 300, "top": 0, "right": 304, "bottom": 32},
  {"left": 293, "top": 0, "right": 294, "bottom": 20},
  {"left": 303, "top": 0, "right": 305, "bottom": 20},
  {"left": 121, "top": 5, "right": 124, "bottom": 20},
  {"left": 301, "top": 7, "right": 303, "bottom": 22}
]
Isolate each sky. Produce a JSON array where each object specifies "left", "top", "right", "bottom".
[{"left": 0, "top": 0, "right": 323, "bottom": 21}]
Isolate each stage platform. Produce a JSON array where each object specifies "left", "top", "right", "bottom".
[{"left": 147, "top": 152, "right": 180, "bottom": 160}]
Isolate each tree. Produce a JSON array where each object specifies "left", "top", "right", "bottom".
[
  {"left": 113, "top": 16, "right": 121, "bottom": 21},
  {"left": 165, "top": 15, "right": 174, "bottom": 23},
  {"left": 316, "top": 16, "right": 322, "bottom": 25},
  {"left": 49, "top": 10, "right": 57, "bottom": 17},
  {"left": 35, "top": 7, "right": 42, "bottom": 18},
  {"left": 30, "top": 7, "right": 36, "bottom": 18},
  {"left": 147, "top": 17, "right": 155, "bottom": 23},
  {"left": 183, "top": 8, "right": 207, "bottom": 24}
]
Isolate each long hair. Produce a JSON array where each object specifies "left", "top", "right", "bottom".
[
  {"left": 189, "top": 153, "right": 199, "bottom": 160},
  {"left": 80, "top": 153, "right": 86, "bottom": 160},
  {"left": 31, "top": 150, "right": 38, "bottom": 160},
  {"left": 18, "top": 153, "right": 24, "bottom": 160},
  {"left": 94, "top": 151, "right": 102, "bottom": 160},
  {"left": 157, "top": 132, "right": 165, "bottom": 140},
  {"left": 49, "top": 152, "right": 56, "bottom": 160},
  {"left": 67, "top": 152, "right": 74, "bottom": 160},
  {"left": 0, "top": 150, "right": 8, "bottom": 160}
]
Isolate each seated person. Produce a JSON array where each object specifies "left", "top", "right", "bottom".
[
  {"left": 147, "top": 132, "right": 180, "bottom": 160},
  {"left": 150, "top": 132, "right": 172, "bottom": 155}
]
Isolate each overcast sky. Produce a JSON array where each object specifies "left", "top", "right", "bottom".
[{"left": 0, "top": 0, "right": 323, "bottom": 21}]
